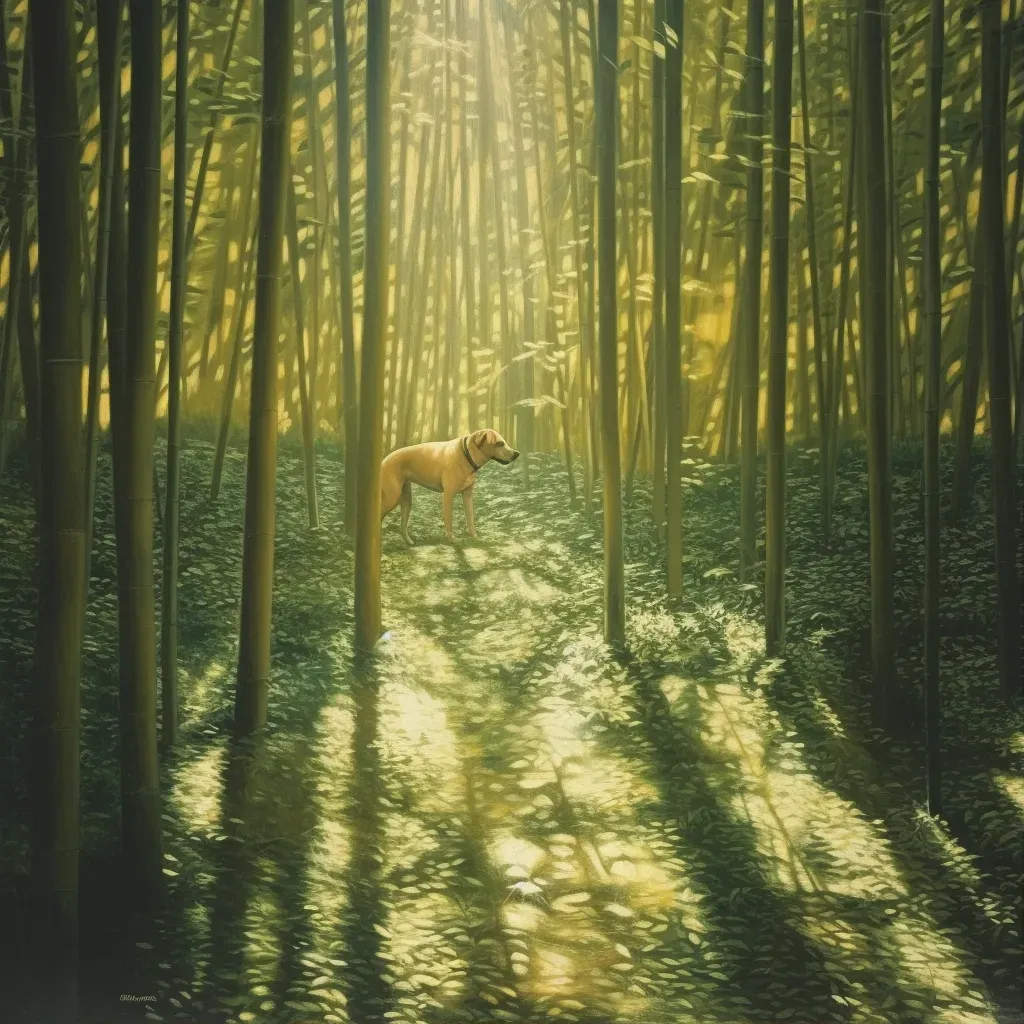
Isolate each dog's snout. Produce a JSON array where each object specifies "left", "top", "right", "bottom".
[{"left": 510, "top": 449, "right": 520, "bottom": 461}]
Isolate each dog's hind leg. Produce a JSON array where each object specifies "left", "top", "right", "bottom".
[
  {"left": 399, "top": 480, "right": 413, "bottom": 544},
  {"left": 462, "top": 486, "right": 476, "bottom": 539},
  {"left": 380, "top": 471, "right": 402, "bottom": 520},
  {"left": 442, "top": 488, "right": 455, "bottom": 542}
]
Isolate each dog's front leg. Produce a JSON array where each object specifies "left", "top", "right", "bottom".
[
  {"left": 443, "top": 488, "right": 455, "bottom": 542},
  {"left": 463, "top": 487, "right": 476, "bottom": 539}
]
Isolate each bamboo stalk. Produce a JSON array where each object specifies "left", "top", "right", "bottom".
[
  {"left": 739, "top": 0, "right": 765, "bottom": 578},
  {"left": 353, "top": 0, "right": 392, "bottom": 652},
  {"left": 160, "top": 0, "right": 189, "bottom": 749},
  {"left": 764, "top": 0, "right": 794, "bottom": 654},
  {"left": 235, "top": 0, "right": 296, "bottom": 731},
  {"left": 922, "top": 0, "right": 944, "bottom": 815}
]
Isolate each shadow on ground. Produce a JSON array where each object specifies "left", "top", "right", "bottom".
[{"left": 0, "top": 438, "right": 1020, "bottom": 1024}]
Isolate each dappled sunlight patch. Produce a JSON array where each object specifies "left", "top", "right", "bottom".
[
  {"left": 488, "top": 539, "right": 529, "bottom": 562},
  {"left": 541, "top": 631, "right": 640, "bottom": 729},
  {"left": 304, "top": 697, "right": 354, "bottom": 958},
  {"left": 721, "top": 615, "right": 763, "bottom": 673},
  {"left": 536, "top": 701, "right": 589, "bottom": 768},
  {"left": 357, "top": 608, "right": 731, "bottom": 1021},
  {"left": 463, "top": 610, "right": 553, "bottom": 665},
  {"left": 544, "top": 539, "right": 568, "bottom": 560},
  {"left": 501, "top": 900, "right": 546, "bottom": 934},
  {"left": 169, "top": 740, "right": 228, "bottom": 835},
  {"left": 801, "top": 903, "right": 1002, "bottom": 1024},
  {"left": 556, "top": 728, "right": 661, "bottom": 821},
  {"left": 492, "top": 834, "right": 547, "bottom": 880},
  {"left": 628, "top": 606, "right": 685, "bottom": 662},
  {"left": 995, "top": 772, "right": 1024, "bottom": 812},
  {"left": 460, "top": 546, "right": 490, "bottom": 569},
  {"left": 734, "top": 774, "right": 838, "bottom": 893},
  {"left": 378, "top": 681, "right": 462, "bottom": 817},
  {"left": 480, "top": 566, "right": 561, "bottom": 609},
  {"left": 385, "top": 625, "right": 460, "bottom": 687},
  {"left": 907, "top": 807, "right": 1004, "bottom": 920},
  {"left": 732, "top": 743, "right": 910, "bottom": 901},
  {"left": 659, "top": 673, "right": 695, "bottom": 705},
  {"left": 181, "top": 659, "right": 229, "bottom": 728},
  {"left": 380, "top": 812, "right": 448, "bottom": 884},
  {"left": 676, "top": 666, "right": 909, "bottom": 899},
  {"left": 599, "top": 838, "right": 680, "bottom": 914},
  {"left": 515, "top": 536, "right": 554, "bottom": 556},
  {"left": 696, "top": 682, "right": 767, "bottom": 770},
  {"left": 310, "top": 699, "right": 356, "bottom": 809},
  {"left": 509, "top": 902, "right": 704, "bottom": 1022},
  {"left": 408, "top": 541, "right": 461, "bottom": 565},
  {"left": 391, "top": 623, "right": 525, "bottom": 735},
  {"left": 516, "top": 918, "right": 656, "bottom": 1016},
  {"left": 405, "top": 573, "right": 465, "bottom": 610},
  {"left": 482, "top": 670, "right": 737, "bottom": 1021},
  {"left": 376, "top": 890, "right": 472, "bottom": 1014},
  {"left": 889, "top": 911, "right": 1003, "bottom": 1021},
  {"left": 644, "top": 655, "right": 1010, "bottom": 1019},
  {"left": 533, "top": 944, "right": 577, "bottom": 995},
  {"left": 307, "top": 814, "right": 351, "bottom": 888},
  {"left": 406, "top": 549, "right": 463, "bottom": 584}
]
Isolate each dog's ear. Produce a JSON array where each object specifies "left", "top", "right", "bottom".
[
  {"left": 470, "top": 428, "right": 488, "bottom": 448},
  {"left": 486, "top": 429, "right": 499, "bottom": 446}
]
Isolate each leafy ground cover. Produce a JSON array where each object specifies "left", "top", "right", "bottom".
[{"left": 0, "top": 431, "right": 1021, "bottom": 1024}]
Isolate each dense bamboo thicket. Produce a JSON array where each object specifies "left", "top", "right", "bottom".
[
  {"left": 0, "top": 1, "right": 1013, "bottom": 506},
  {"left": 0, "top": 0, "right": 1021, "bottom": 1016}
]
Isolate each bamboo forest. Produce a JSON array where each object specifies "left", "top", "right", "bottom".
[{"left": 1, "top": 0, "right": 1024, "bottom": 1020}]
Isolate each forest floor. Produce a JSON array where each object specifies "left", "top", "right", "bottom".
[{"left": 0, "top": 430, "right": 1022, "bottom": 1024}]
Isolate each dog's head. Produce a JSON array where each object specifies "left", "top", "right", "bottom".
[{"left": 470, "top": 428, "right": 520, "bottom": 465}]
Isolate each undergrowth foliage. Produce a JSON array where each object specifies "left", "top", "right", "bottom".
[{"left": 0, "top": 433, "right": 1020, "bottom": 1023}]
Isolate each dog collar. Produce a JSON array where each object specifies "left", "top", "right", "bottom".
[{"left": 462, "top": 436, "right": 483, "bottom": 473}]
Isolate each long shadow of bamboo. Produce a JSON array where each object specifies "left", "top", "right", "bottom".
[
  {"left": 259, "top": 727, "right": 321, "bottom": 1013},
  {"left": 206, "top": 737, "right": 260, "bottom": 950},
  {"left": 203, "top": 735, "right": 261, "bottom": 1008},
  {"left": 152, "top": 447, "right": 352, "bottom": 1010},
  {"left": 763, "top": 654, "right": 1023, "bottom": 1013},
  {"left": 692, "top": 651, "right": 950, "bottom": 1021},
  {"left": 621, "top": 661, "right": 850, "bottom": 1021},
  {"left": 165, "top": 720, "right": 319, "bottom": 1016},
  {"left": 433, "top": 747, "right": 538, "bottom": 1023},
  {"left": 142, "top": 649, "right": 343, "bottom": 1023},
  {"left": 336, "top": 662, "right": 394, "bottom": 1024}
]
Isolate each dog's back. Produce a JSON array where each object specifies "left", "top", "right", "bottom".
[{"left": 382, "top": 440, "right": 452, "bottom": 495}]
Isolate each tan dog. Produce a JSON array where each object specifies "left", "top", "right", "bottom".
[{"left": 380, "top": 429, "right": 520, "bottom": 543}]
